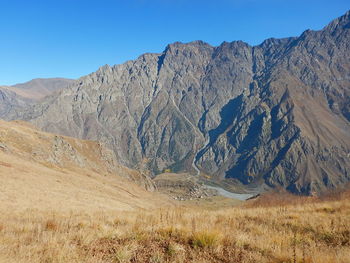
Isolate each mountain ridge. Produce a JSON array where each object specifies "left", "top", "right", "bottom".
[
  {"left": 7, "top": 10, "right": 350, "bottom": 195},
  {"left": 11, "top": 77, "right": 75, "bottom": 100}
]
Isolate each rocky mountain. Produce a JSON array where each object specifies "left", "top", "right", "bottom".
[
  {"left": 0, "top": 78, "right": 74, "bottom": 119},
  {"left": 10, "top": 11, "right": 350, "bottom": 194}
]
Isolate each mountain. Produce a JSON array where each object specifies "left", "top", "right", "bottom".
[
  {"left": 10, "top": 11, "right": 350, "bottom": 194},
  {"left": 0, "top": 78, "right": 74, "bottom": 119},
  {"left": 0, "top": 120, "right": 165, "bottom": 211},
  {"left": 11, "top": 78, "right": 75, "bottom": 100},
  {"left": 0, "top": 87, "right": 33, "bottom": 120}
]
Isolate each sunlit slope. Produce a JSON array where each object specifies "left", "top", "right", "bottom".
[{"left": 0, "top": 120, "right": 170, "bottom": 211}]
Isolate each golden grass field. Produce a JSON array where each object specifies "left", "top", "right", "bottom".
[
  {"left": 0, "top": 120, "right": 170, "bottom": 212},
  {"left": 0, "top": 191, "right": 349, "bottom": 263},
  {"left": 0, "top": 120, "right": 349, "bottom": 262}
]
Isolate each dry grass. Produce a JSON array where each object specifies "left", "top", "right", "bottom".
[
  {"left": 0, "top": 120, "right": 171, "bottom": 212},
  {"left": 244, "top": 186, "right": 350, "bottom": 208},
  {"left": 0, "top": 195, "right": 349, "bottom": 263}
]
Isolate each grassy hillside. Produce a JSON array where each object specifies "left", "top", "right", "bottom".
[
  {"left": 0, "top": 192, "right": 349, "bottom": 262},
  {"left": 0, "top": 120, "right": 169, "bottom": 211}
]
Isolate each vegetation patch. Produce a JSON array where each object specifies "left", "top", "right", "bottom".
[{"left": 0, "top": 191, "right": 349, "bottom": 262}]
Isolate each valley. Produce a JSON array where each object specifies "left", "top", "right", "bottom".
[
  {"left": 0, "top": 7, "right": 349, "bottom": 263},
  {"left": 6, "top": 11, "right": 350, "bottom": 195},
  {"left": 0, "top": 120, "right": 348, "bottom": 262}
]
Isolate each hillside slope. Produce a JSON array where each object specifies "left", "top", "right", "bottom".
[
  {"left": 10, "top": 11, "right": 350, "bottom": 194},
  {"left": 0, "top": 120, "right": 167, "bottom": 212}
]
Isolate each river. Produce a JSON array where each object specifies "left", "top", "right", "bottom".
[{"left": 204, "top": 185, "right": 256, "bottom": 201}]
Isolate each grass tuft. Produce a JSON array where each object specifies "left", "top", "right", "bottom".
[
  {"left": 44, "top": 219, "right": 58, "bottom": 231},
  {"left": 190, "top": 231, "right": 219, "bottom": 249}
]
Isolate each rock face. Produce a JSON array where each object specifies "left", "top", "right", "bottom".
[{"left": 12, "top": 11, "right": 350, "bottom": 194}]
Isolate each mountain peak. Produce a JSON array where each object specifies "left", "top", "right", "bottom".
[
  {"left": 324, "top": 10, "right": 350, "bottom": 33},
  {"left": 164, "top": 40, "right": 212, "bottom": 52}
]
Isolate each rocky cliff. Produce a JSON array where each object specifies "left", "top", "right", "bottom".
[{"left": 11, "top": 11, "right": 350, "bottom": 194}]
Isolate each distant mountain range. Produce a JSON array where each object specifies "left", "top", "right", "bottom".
[
  {"left": 3, "top": 11, "right": 350, "bottom": 195},
  {"left": 11, "top": 78, "right": 75, "bottom": 100},
  {"left": 0, "top": 78, "right": 74, "bottom": 119}
]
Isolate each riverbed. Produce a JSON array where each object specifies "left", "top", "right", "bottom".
[{"left": 204, "top": 185, "right": 256, "bottom": 200}]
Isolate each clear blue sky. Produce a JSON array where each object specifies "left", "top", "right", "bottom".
[{"left": 0, "top": 0, "right": 349, "bottom": 85}]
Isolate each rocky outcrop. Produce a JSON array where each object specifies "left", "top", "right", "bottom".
[{"left": 10, "top": 11, "right": 350, "bottom": 194}]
